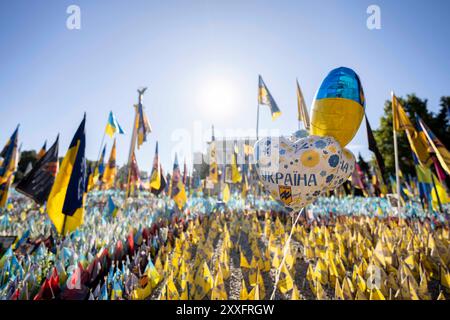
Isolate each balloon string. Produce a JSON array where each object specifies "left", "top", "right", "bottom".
[{"left": 270, "top": 207, "right": 304, "bottom": 300}]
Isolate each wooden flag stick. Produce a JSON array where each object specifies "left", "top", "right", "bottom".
[
  {"left": 270, "top": 207, "right": 304, "bottom": 300},
  {"left": 125, "top": 88, "right": 146, "bottom": 201},
  {"left": 391, "top": 91, "right": 402, "bottom": 214}
]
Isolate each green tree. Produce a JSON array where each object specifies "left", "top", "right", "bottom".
[
  {"left": 432, "top": 97, "right": 450, "bottom": 147},
  {"left": 14, "top": 150, "right": 37, "bottom": 183}
]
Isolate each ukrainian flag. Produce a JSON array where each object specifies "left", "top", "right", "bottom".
[
  {"left": 149, "top": 142, "right": 161, "bottom": 190},
  {"left": 392, "top": 94, "right": 432, "bottom": 167},
  {"left": 258, "top": 75, "right": 281, "bottom": 120},
  {"left": 105, "top": 111, "right": 125, "bottom": 138},
  {"left": 136, "top": 104, "right": 152, "bottom": 149},
  {"left": 0, "top": 125, "right": 19, "bottom": 207},
  {"left": 417, "top": 115, "right": 450, "bottom": 175},
  {"left": 102, "top": 139, "right": 117, "bottom": 189},
  {"left": 86, "top": 164, "right": 95, "bottom": 192},
  {"left": 93, "top": 144, "right": 107, "bottom": 186},
  {"left": 170, "top": 153, "right": 187, "bottom": 210},
  {"left": 107, "top": 195, "right": 119, "bottom": 218},
  {"left": 36, "top": 140, "right": 47, "bottom": 160},
  {"left": 47, "top": 115, "right": 86, "bottom": 235}
]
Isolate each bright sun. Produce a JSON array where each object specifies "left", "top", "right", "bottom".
[{"left": 197, "top": 77, "right": 237, "bottom": 119}]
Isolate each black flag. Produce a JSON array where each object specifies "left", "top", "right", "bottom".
[
  {"left": 16, "top": 136, "right": 59, "bottom": 205},
  {"left": 365, "top": 117, "right": 386, "bottom": 179}
]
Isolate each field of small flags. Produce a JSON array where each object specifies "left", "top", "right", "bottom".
[{"left": 1, "top": 192, "right": 449, "bottom": 300}]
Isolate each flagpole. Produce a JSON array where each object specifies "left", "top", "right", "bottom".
[
  {"left": 61, "top": 214, "right": 67, "bottom": 237},
  {"left": 391, "top": 91, "right": 402, "bottom": 213},
  {"left": 296, "top": 78, "right": 300, "bottom": 131},
  {"left": 256, "top": 101, "right": 260, "bottom": 141},
  {"left": 125, "top": 107, "right": 138, "bottom": 199},
  {"left": 126, "top": 88, "right": 146, "bottom": 200},
  {"left": 96, "top": 130, "right": 107, "bottom": 164}
]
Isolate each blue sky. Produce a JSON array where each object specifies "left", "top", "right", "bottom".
[{"left": 1, "top": 0, "right": 449, "bottom": 172}]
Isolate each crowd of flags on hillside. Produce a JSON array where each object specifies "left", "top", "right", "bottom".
[
  {"left": 390, "top": 93, "right": 450, "bottom": 212},
  {"left": 0, "top": 193, "right": 448, "bottom": 300},
  {"left": 0, "top": 80, "right": 449, "bottom": 241}
]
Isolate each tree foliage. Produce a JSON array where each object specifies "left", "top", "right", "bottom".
[{"left": 14, "top": 150, "right": 37, "bottom": 182}]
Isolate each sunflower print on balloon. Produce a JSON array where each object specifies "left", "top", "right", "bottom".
[
  {"left": 254, "top": 135, "right": 343, "bottom": 210},
  {"left": 300, "top": 150, "right": 320, "bottom": 167},
  {"left": 328, "top": 148, "right": 355, "bottom": 190}
]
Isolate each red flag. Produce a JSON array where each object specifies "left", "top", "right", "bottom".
[{"left": 127, "top": 231, "right": 135, "bottom": 255}]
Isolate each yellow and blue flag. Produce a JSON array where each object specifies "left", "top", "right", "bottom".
[
  {"left": 102, "top": 139, "right": 116, "bottom": 189},
  {"left": 47, "top": 115, "right": 86, "bottom": 235},
  {"left": 36, "top": 140, "right": 47, "bottom": 160},
  {"left": 86, "top": 164, "right": 95, "bottom": 192},
  {"left": 93, "top": 144, "right": 106, "bottom": 188},
  {"left": 392, "top": 94, "right": 432, "bottom": 167},
  {"left": 107, "top": 195, "right": 119, "bottom": 218},
  {"left": 414, "top": 154, "right": 450, "bottom": 210},
  {"left": 0, "top": 125, "right": 19, "bottom": 207},
  {"left": 0, "top": 126, "right": 19, "bottom": 160},
  {"left": 170, "top": 153, "right": 187, "bottom": 210},
  {"left": 100, "top": 283, "right": 108, "bottom": 300},
  {"left": 105, "top": 111, "right": 125, "bottom": 138},
  {"left": 111, "top": 280, "right": 123, "bottom": 300},
  {"left": 145, "top": 258, "right": 161, "bottom": 288},
  {"left": 258, "top": 75, "right": 281, "bottom": 120},
  {"left": 150, "top": 142, "right": 161, "bottom": 191},
  {"left": 416, "top": 115, "right": 450, "bottom": 175},
  {"left": 136, "top": 104, "right": 152, "bottom": 149}
]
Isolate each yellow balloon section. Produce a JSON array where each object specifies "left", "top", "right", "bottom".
[{"left": 311, "top": 67, "right": 365, "bottom": 147}]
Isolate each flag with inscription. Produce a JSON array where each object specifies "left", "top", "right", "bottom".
[{"left": 16, "top": 135, "right": 59, "bottom": 205}]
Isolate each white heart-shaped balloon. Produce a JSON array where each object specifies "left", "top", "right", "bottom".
[
  {"left": 328, "top": 148, "right": 355, "bottom": 190},
  {"left": 288, "top": 129, "right": 309, "bottom": 142},
  {"left": 254, "top": 135, "right": 343, "bottom": 210}
]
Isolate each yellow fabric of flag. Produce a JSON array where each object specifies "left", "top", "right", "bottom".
[
  {"left": 222, "top": 183, "right": 230, "bottom": 203},
  {"left": 296, "top": 79, "right": 310, "bottom": 130},
  {"left": 258, "top": 75, "right": 282, "bottom": 120},
  {"left": 231, "top": 146, "right": 242, "bottom": 183},
  {"left": 47, "top": 116, "right": 86, "bottom": 235},
  {"left": 102, "top": 139, "right": 117, "bottom": 189},
  {"left": 193, "top": 262, "right": 214, "bottom": 300},
  {"left": 392, "top": 94, "right": 432, "bottom": 167},
  {"left": 211, "top": 268, "right": 227, "bottom": 300}
]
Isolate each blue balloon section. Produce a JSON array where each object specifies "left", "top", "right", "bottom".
[{"left": 316, "top": 67, "right": 365, "bottom": 107}]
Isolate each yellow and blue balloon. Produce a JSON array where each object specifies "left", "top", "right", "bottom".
[{"left": 310, "top": 67, "right": 365, "bottom": 147}]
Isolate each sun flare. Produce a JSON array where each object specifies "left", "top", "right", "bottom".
[{"left": 197, "top": 77, "right": 238, "bottom": 119}]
